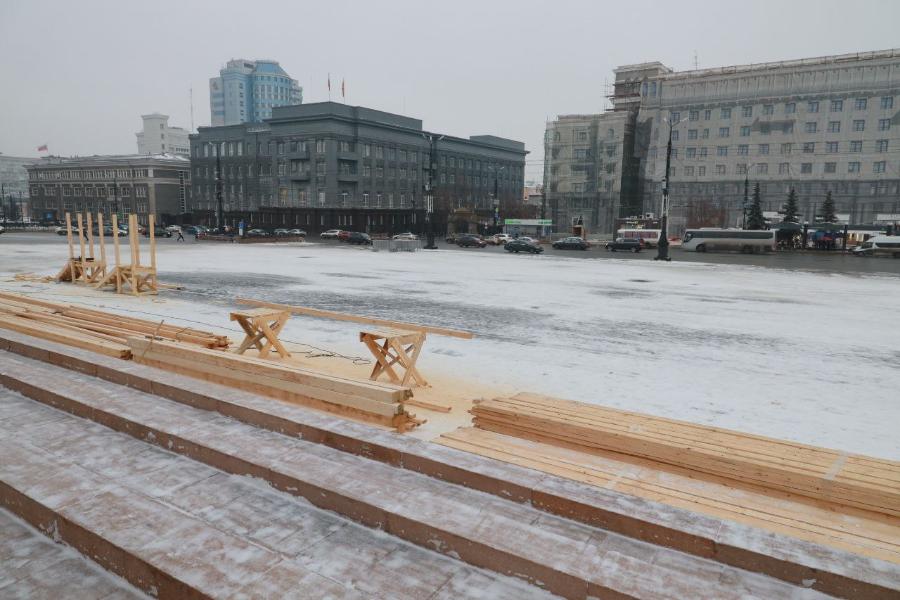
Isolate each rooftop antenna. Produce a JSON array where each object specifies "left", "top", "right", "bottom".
[
  {"left": 693, "top": 50, "right": 699, "bottom": 70},
  {"left": 189, "top": 87, "right": 195, "bottom": 132}
]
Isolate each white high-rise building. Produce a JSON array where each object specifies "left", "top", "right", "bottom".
[{"left": 136, "top": 114, "right": 190, "bottom": 157}]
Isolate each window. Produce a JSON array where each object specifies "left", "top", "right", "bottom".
[
  {"left": 718, "top": 127, "right": 730, "bottom": 138},
  {"left": 876, "top": 139, "right": 889, "bottom": 153},
  {"left": 805, "top": 122, "right": 817, "bottom": 134},
  {"left": 684, "top": 166, "right": 694, "bottom": 176},
  {"left": 808, "top": 101, "right": 819, "bottom": 113},
  {"left": 698, "top": 166, "right": 706, "bottom": 176},
  {"left": 316, "top": 139, "right": 326, "bottom": 153},
  {"left": 737, "top": 144, "right": 748, "bottom": 155},
  {"left": 699, "top": 147, "right": 708, "bottom": 158},
  {"left": 318, "top": 191, "right": 325, "bottom": 204},
  {"left": 686, "top": 147, "right": 696, "bottom": 158},
  {"left": 763, "top": 104, "right": 774, "bottom": 115},
  {"left": 277, "top": 141, "right": 284, "bottom": 154},
  {"left": 874, "top": 161, "right": 886, "bottom": 173},
  {"left": 704, "top": 109, "right": 712, "bottom": 120},
  {"left": 803, "top": 142, "right": 815, "bottom": 153},
  {"left": 573, "top": 149, "right": 587, "bottom": 159},
  {"left": 670, "top": 111, "right": 680, "bottom": 122},
  {"left": 779, "top": 163, "right": 790, "bottom": 175},
  {"left": 362, "top": 165, "right": 371, "bottom": 177},
  {"left": 720, "top": 108, "right": 731, "bottom": 119},
  {"left": 740, "top": 126, "right": 751, "bottom": 136},
  {"left": 717, "top": 146, "right": 728, "bottom": 156},
  {"left": 577, "top": 131, "right": 587, "bottom": 141},
  {"left": 881, "top": 96, "right": 894, "bottom": 110},
  {"left": 848, "top": 162, "right": 860, "bottom": 173},
  {"left": 736, "top": 164, "right": 747, "bottom": 175},
  {"left": 375, "top": 146, "right": 384, "bottom": 158},
  {"left": 878, "top": 119, "right": 891, "bottom": 131},
  {"left": 756, "top": 164, "right": 768, "bottom": 175},
  {"left": 688, "top": 129, "right": 698, "bottom": 140},
  {"left": 826, "top": 142, "right": 839, "bottom": 153},
  {"left": 715, "top": 165, "right": 726, "bottom": 175},
  {"left": 780, "top": 143, "right": 792, "bottom": 155},
  {"left": 824, "top": 162, "right": 837, "bottom": 174},
  {"left": 339, "top": 141, "right": 354, "bottom": 152},
  {"left": 855, "top": 98, "right": 867, "bottom": 110},
  {"left": 827, "top": 121, "right": 841, "bottom": 133},
  {"left": 701, "top": 128, "right": 710, "bottom": 139},
  {"left": 801, "top": 163, "right": 813, "bottom": 174},
  {"left": 850, "top": 140, "right": 863, "bottom": 152},
  {"left": 853, "top": 120, "right": 865, "bottom": 131},
  {"left": 785, "top": 102, "right": 796, "bottom": 114},
  {"left": 758, "top": 144, "right": 769, "bottom": 155},
  {"left": 689, "top": 110, "right": 699, "bottom": 121},
  {"left": 782, "top": 122, "right": 794, "bottom": 134},
  {"left": 830, "top": 100, "right": 843, "bottom": 112},
  {"left": 742, "top": 106, "right": 752, "bottom": 118},
  {"left": 671, "top": 130, "right": 679, "bottom": 141},
  {"left": 363, "top": 144, "right": 371, "bottom": 157}
]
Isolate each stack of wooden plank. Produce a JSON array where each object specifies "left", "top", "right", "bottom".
[
  {"left": 127, "top": 337, "right": 421, "bottom": 431},
  {"left": 0, "top": 292, "right": 230, "bottom": 357},
  {"left": 469, "top": 393, "right": 900, "bottom": 518}
]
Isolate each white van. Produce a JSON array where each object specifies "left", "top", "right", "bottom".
[{"left": 851, "top": 235, "right": 900, "bottom": 258}]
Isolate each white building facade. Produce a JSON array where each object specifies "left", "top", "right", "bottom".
[{"left": 136, "top": 114, "right": 190, "bottom": 157}]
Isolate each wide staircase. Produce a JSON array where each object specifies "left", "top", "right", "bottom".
[{"left": 1, "top": 329, "right": 896, "bottom": 599}]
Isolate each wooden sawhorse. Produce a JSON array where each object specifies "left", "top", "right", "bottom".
[
  {"left": 359, "top": 328, "right": 428, "bottom": 387},
  {"left": 230, "top": 307, "right": 291, "bottom": 358}
]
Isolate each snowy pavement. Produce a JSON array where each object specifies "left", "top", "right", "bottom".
[{"left": 2, "top": 237, "right": 898, "bottom": 460}]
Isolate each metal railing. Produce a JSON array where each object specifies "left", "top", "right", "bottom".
[{"left": 372, "top": 239, "right": 422, "bottom": 252}]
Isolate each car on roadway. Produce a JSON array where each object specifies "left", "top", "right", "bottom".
[
  {"left": 165, "top": 225, "right": 181, "bottom": 233},
  {"left": 245, "top": 228, "right": 270, "bottom": 237},
  {"left": 320, "top": 229, "right": 342, "bottom": 239},
  {"left": 445, "top": 232, "right": 463, "bottom": 244},
  {"left": 144, "top": 227, "right": 172, "bottom": 238},
  {"left": 504, "top": 239, "right": 544, "bottom": 254},
  {"left": 552, "top": 236, "right": 590, "bottom": 250},
  {"left": 392, "top": 232, "right": 419, "bottom": 241},
  {"left": 337, "top": 230, "right": 352, "bottom": 242},
  {"left": 287, "top": 229, "right": 307, "bottom": 237},
  {"left": 851, "top": 235, "right": 900, "bottom": 258},
  {"left": 605, "top": 238, "right": 643, "bottom": 252},
  {"left": 346, "top": 231, "right": 372, "bottom": 245},
  {"left": 457, "top": 234, "right": 487, "bottom": 248},
  {"left": 0, "top": 225, "right": 4, "bottom": 235}
]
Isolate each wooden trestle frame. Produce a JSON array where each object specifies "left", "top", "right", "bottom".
[{"left": 57, "top": 212, "right": 158, "bottom": 296}]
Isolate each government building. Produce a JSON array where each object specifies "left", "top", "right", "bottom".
[
  {"left": 189, "top": 102, "right": 527, "bottom": 236},
  {"left": 26, "top": 154, "right": 191, "bottom": 226},
  {"left": 545, "top": 48, "right": 900, "bottom": 234}
]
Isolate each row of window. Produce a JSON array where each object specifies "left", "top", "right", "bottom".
[
  {"left": 676, "top": 161, "right": 891, "bottom": 177},
  {"left": 667, "top": 139, "right": 891, "bottom": 159},
  {"left": 36, "top": 185, "right": 148, "bottom": 198},
  {"left": 30, "top": 168, "right": 151, "bottom": 181},
  {"left": 671, "top": 118, "right": 891, "bottom": 141},
  {"left": 673, "top": 96, "right": 894, "bottom": 122}
]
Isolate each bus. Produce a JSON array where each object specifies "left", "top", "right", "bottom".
[
  {"left": 616, "top": 228, "right": 661, "bottom": 248},
  {"left": 682, "top": 229, "right": 776, "bottom": 253}
]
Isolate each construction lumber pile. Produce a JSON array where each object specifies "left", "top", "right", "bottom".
[
  {"left": 469, "top": 393, "right": 900, "bottom": 518},
  {"left": 0, "top": 292, "right": 230, "bottom": 356},
  {"left": 127, "top": 337, "right": 422, "bottom": 431}
]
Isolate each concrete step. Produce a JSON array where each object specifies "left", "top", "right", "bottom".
[
  {"left": 1, "top": 329, "right": 896, "bottom": 599},
  {"left": 0, "top": 505, "right": 148, "bottom": 599},
  {"left": 0, "top": 386, "right": 557, "bottom": 600},
  {"left": 0, "top": 349, "right": 838, "bottom": 599}
]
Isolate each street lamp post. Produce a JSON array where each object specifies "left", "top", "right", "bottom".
[
  {"left": 655, "top": 119, "right": 677, "bottom": 262},
  {"left": 493, "top": 166, "right": 506, "bottom": 234},
  {"left": 215, "top": 142, "right": 224, "bottom": 232},
  {"left": 421, "top": 133, "right": 443, "bottom": 249}
]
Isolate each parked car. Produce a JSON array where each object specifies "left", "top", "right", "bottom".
[
  {"left": 851, "top": 235, "right": 900, "bottom": 258},
  {"left": 320, "top": 229, "right": 342, "bottom": 239},
  {"left": 165, "top": 225, "right": 182, "bottom": 233},
  {"left": 516, "top": 236, "right": 538, "bottom": 244},
  {"left": 445, "top": 233, "right": 463, "bottom": 244},
  {"left": 552, "top": 236, "right": 590, "bottom": 250},
  {"left": 273, "top": 228, "right": 291, "bottom": 236},
  {"left": 246, "top": 228, "right": 270, "bottom": 237},
  {"left": 143, "top": 227, "right": 172, "bottom": 238},
  {"left": 457, "top": 234, "right": 487, "bottom": 248},
  {"left": 0, "top": 225, "right": 4, "bottom": 235},
  {"left": 504, "top": 239, "right": 544, "bottom": 254},
  {"left": 346, "top": 231, "right": 372, "bottom": 245},
  {"left": 287, "top": 229, "right": 307, "bottom": 237},
  {"left": 55, "top": 226, "right": 73, "bottom": 236},
  {"left": 487, "top": 233, "right": 512, "bottom": 245},
  {"left": 392, "top": 232, "right": 419, "bottom": 241},
  {"left": 605, "top": 238, "right": 642, "bottom": 252},
  {"left": 337, "top": 230, "right": 352, "bottom": 242}
]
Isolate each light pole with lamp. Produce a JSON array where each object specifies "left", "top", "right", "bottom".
[
  {"left": 421, "top": 133, "right": 443, "bottom": 249},
  {"left": 655, "top": 115, "right": 684, "bottom": 261},
  {"left": 493, "top": 165, "right": 506, "bottom": 234}
]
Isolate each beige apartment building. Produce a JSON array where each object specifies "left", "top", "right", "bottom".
[{"left": 545, "top": 49, "right": 900, "bottom": 234}]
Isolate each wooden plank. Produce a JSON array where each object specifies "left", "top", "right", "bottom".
[
  {"left": 0, "top": 315, "right": 131, "bottom": 359},
  {"left": 406, "top": 398, "right": 452, "bottom": 413},
  {"left": 471, "top": 411, "right": 900, "bottom": 518},
  {"left": 236, "top": 298, "right": 475, "bottom": 339},
  {"left": 127, "top": 337, "right": 410, "bottom": 403},
  {"left": 65, "top": 212, "right": 75, "bottom": 261},
  {"left": 148, "top": 214, "right": 156, "bottom": 271}
]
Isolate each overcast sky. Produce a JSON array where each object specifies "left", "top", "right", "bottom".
[{"left": 2, "top": 0, "right": 898, "bottom": 182}]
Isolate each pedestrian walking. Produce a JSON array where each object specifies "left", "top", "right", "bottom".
[{"left": 176, "top": 229, "right": 185, "bottom": 242}]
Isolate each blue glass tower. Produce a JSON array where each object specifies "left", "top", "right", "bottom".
[{"left": 209, "top": 59, "right": 302, "bottom": 126}]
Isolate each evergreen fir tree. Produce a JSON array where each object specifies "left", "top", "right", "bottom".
[
  {"left": 822, "top": 190, "right": 837, "bottom": 223},
  {"left": 782, "top": 188, "right": 800, "bottom": 223},
  {"left": 746, "top": 182, "right": 766, "bottom": 229}
]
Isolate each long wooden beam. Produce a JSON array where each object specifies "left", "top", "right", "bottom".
[{"left": 236, "top": 298, "right": 474, "bottom": 339}]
